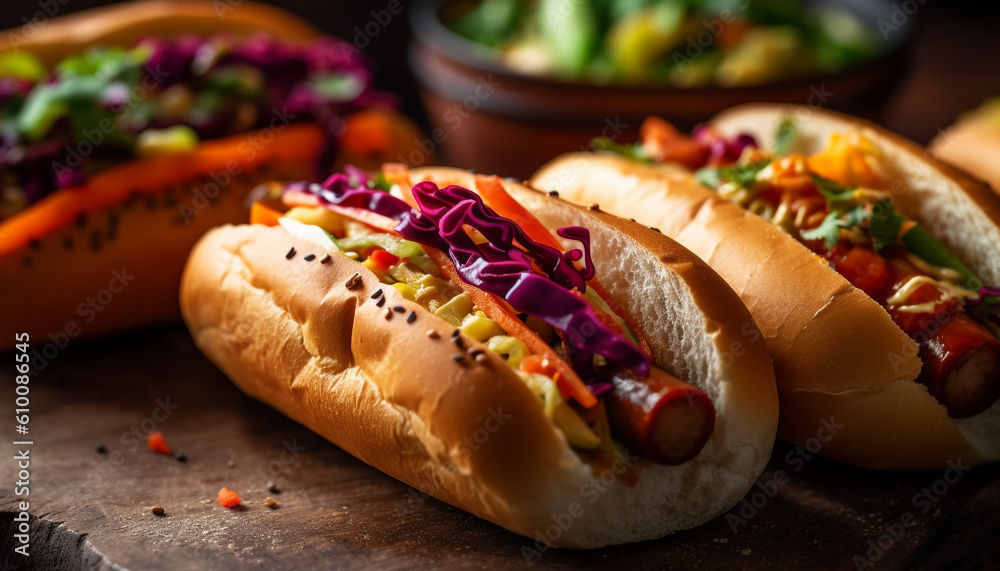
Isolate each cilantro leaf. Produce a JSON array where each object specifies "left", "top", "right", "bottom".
[
  {"left": 591, "top": 137, "right": 650, "bottom": 162},
  {"left": 812, "top": 174, "right": 855, "bottom": 204},
  {"left": 800, "top": 204, "right": 869, "bottom": 248},
  {"left": 868, "top": 201, "right": 904, "bottom": 251},
  {"left": 772, "top": 116, "right": 797, "bottom": 155},
  {"left": 694, "top": 166, "right": 721, "bottom": 189},
  {"left": 695, "top": 160, "right": 770, "bottom": 190}
]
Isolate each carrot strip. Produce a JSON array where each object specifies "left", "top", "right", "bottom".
[
  {"left": 340, "top": 110, "right": 392, "bottom": 156},
  {"left": 147, "top": 431, "right": 172, "bottom": 455},
  {"left": 217, "top": 487, "right": 242, "bottom": 508},
  {"left": 0, "top": 123, "right": 325, "bottom": 255},
  {"left": 474, "top": 175, "right": 565, "bottom": 251},
  {"left": 427, "top": 248, "right": 597, "bottom": 408},
  {"left": 381, "top": 163, "right": 416, "bottom": 206},
  {"left": 250, "top": 200, "right": 286, "bottom": 227}
]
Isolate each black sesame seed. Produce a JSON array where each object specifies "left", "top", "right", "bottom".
[
  {"left": 450, "top": 329, "right": 460, "bottom": 339},
  {"left": 392, "top": 306, "right": 405, "bottom": 313},
  {"left": 345, "top": 273, "right": 362, "bottom": 289},
  {"left": 320, "top": 254, "right": 332, "bottom": 264},
  {"left": 304, "top": 254, "right": 316, "bottom": 262},
  {"left": 406, "top": 311, "right": 416, "bottom": 324},
  {"left": 285, "top": 247, "right": 296, "bottom": 260},
  {"left": 174, "top": 452, "right": 187, "bottom": 462},
  {"left": 96, "top": 444, "right": 107, "bottom": 454},
  {"left": 376, "top": 296, "right": 386, "bottom": 308},
  {"left": 451, "top": 354, "right": 466, "bottom": 362},
  {"left": 650, "top": 227, "right": 661, "bottom": 233},
  {"left": 267, "top": 482, "right": 281, "bottom": 494},
  {"left": 548, "top": 190, "right": 559, "bottom": 197},
  {"left": 452, "top": 336, "right": 465, "bottom": 349},
  {"left": 371, "top": 289, "right": 385, "bottom": 299},
  {"left": 384, "top": 308, "right": 393, "bottom": 320}
]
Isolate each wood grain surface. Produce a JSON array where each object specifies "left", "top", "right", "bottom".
[{"left": 1, "top": 326, "right": 998, "bottom": 570}]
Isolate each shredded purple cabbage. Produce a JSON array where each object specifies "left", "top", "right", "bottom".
[
  {"left": 292, "top": 176, "right": 650, "bottom": 382},
  {"left": 966, "top": 287, "right": 1000, "bottom": 306},
  {"left": 1, "top": 33, "right": 396, "bottom": 219},
  {"left": 694, "top": 125, "right": 757, "bottom": 165}
]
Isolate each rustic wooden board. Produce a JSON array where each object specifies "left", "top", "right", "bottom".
[{"left": 1, "top": 326, "right": 998, "bottom": 570}]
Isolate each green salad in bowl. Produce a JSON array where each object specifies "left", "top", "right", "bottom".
[{"left": 447, "top": 0, "right": 878, "bottom": 87}]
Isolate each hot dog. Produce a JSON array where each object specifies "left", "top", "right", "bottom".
[
  {"left": 0, "top": 1, "right": 423, "bottom": 348},
  {"left": 180, "top": 165, "right": 778, "bottom": 547},
  {"left": 531, "top": 104, "right": 1000, "bottom": 470}
]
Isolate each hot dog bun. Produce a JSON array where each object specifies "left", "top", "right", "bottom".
[
  {"left": 180, "top": 171, "right": 778, "bottom": 547},
  {"left": 930, "top": 99, "right": 1000, "bottom": 196},
  {"left": 0, "top": 1, "right": 320, "bottom": 64},
  {"left": 0, "top": 4, "right": 424, "bottom": 349},
  {"left": 531, "top": 104, "right": 1000, "bottom": 470}
]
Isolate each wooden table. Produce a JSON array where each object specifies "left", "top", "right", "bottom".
[{"left": 2, "top": 326, "right": 998, "bottom": 569}]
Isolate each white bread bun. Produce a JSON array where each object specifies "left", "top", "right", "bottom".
[
  {"left": 0, "top": 1, "right": 320, "bottom": 65},
  {"left": 180, "top": 173, "right": 777, "bottom": 547},
  {"left": 530, "top": 104, "right": 1000, "bottom": 470},
  {"left": 0, "top": 4, "right": 423, "bottom": 349},
  {"left": 929, "top": 100, "right": 1000, "bottom": 196}
]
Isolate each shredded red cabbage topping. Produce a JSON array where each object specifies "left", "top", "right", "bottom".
[
  {"left": 288, "top": 174, "right": 651, "bottom": 383},
  {"left": 0, "top": 34, "right": 394, "bottom": 219},
  {"left": 967, "top": 287, "right": 1000, "bottom": 307}
]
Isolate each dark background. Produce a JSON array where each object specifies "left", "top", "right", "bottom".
[{"left": 3, "top": 0, "right": 999, "bottom": 145}]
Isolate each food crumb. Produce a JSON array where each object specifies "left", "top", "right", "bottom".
[
  {"left": 741, "top": 548, "right": 752, "bottom": 556},
  {"left": 151, "top": 506, "right": 165, "bottom": 516},
  {"left": 95, "top": 444, "right": 107, "bottom": 454},
  {"left": 147, "top": 431, "right": 173, "bottom": 455},
  {"left": 267, "top": 482, "right": 281, "bottom": 494},
  {"left": 227, "top": 460, "right": 235, "bottom": 468},
  {"left": 264, "top": 497, "right": 277, "bottom": 509},
  {"left": 174, "top": 452, "right": 187, "bottom": 462},
  {"left": 217, "top": 487, "right": 242, "bottom": 508}
]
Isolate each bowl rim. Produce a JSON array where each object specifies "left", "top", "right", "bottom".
[{"left": 409, "top": 0, "right": 916, "bottom": 95}]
